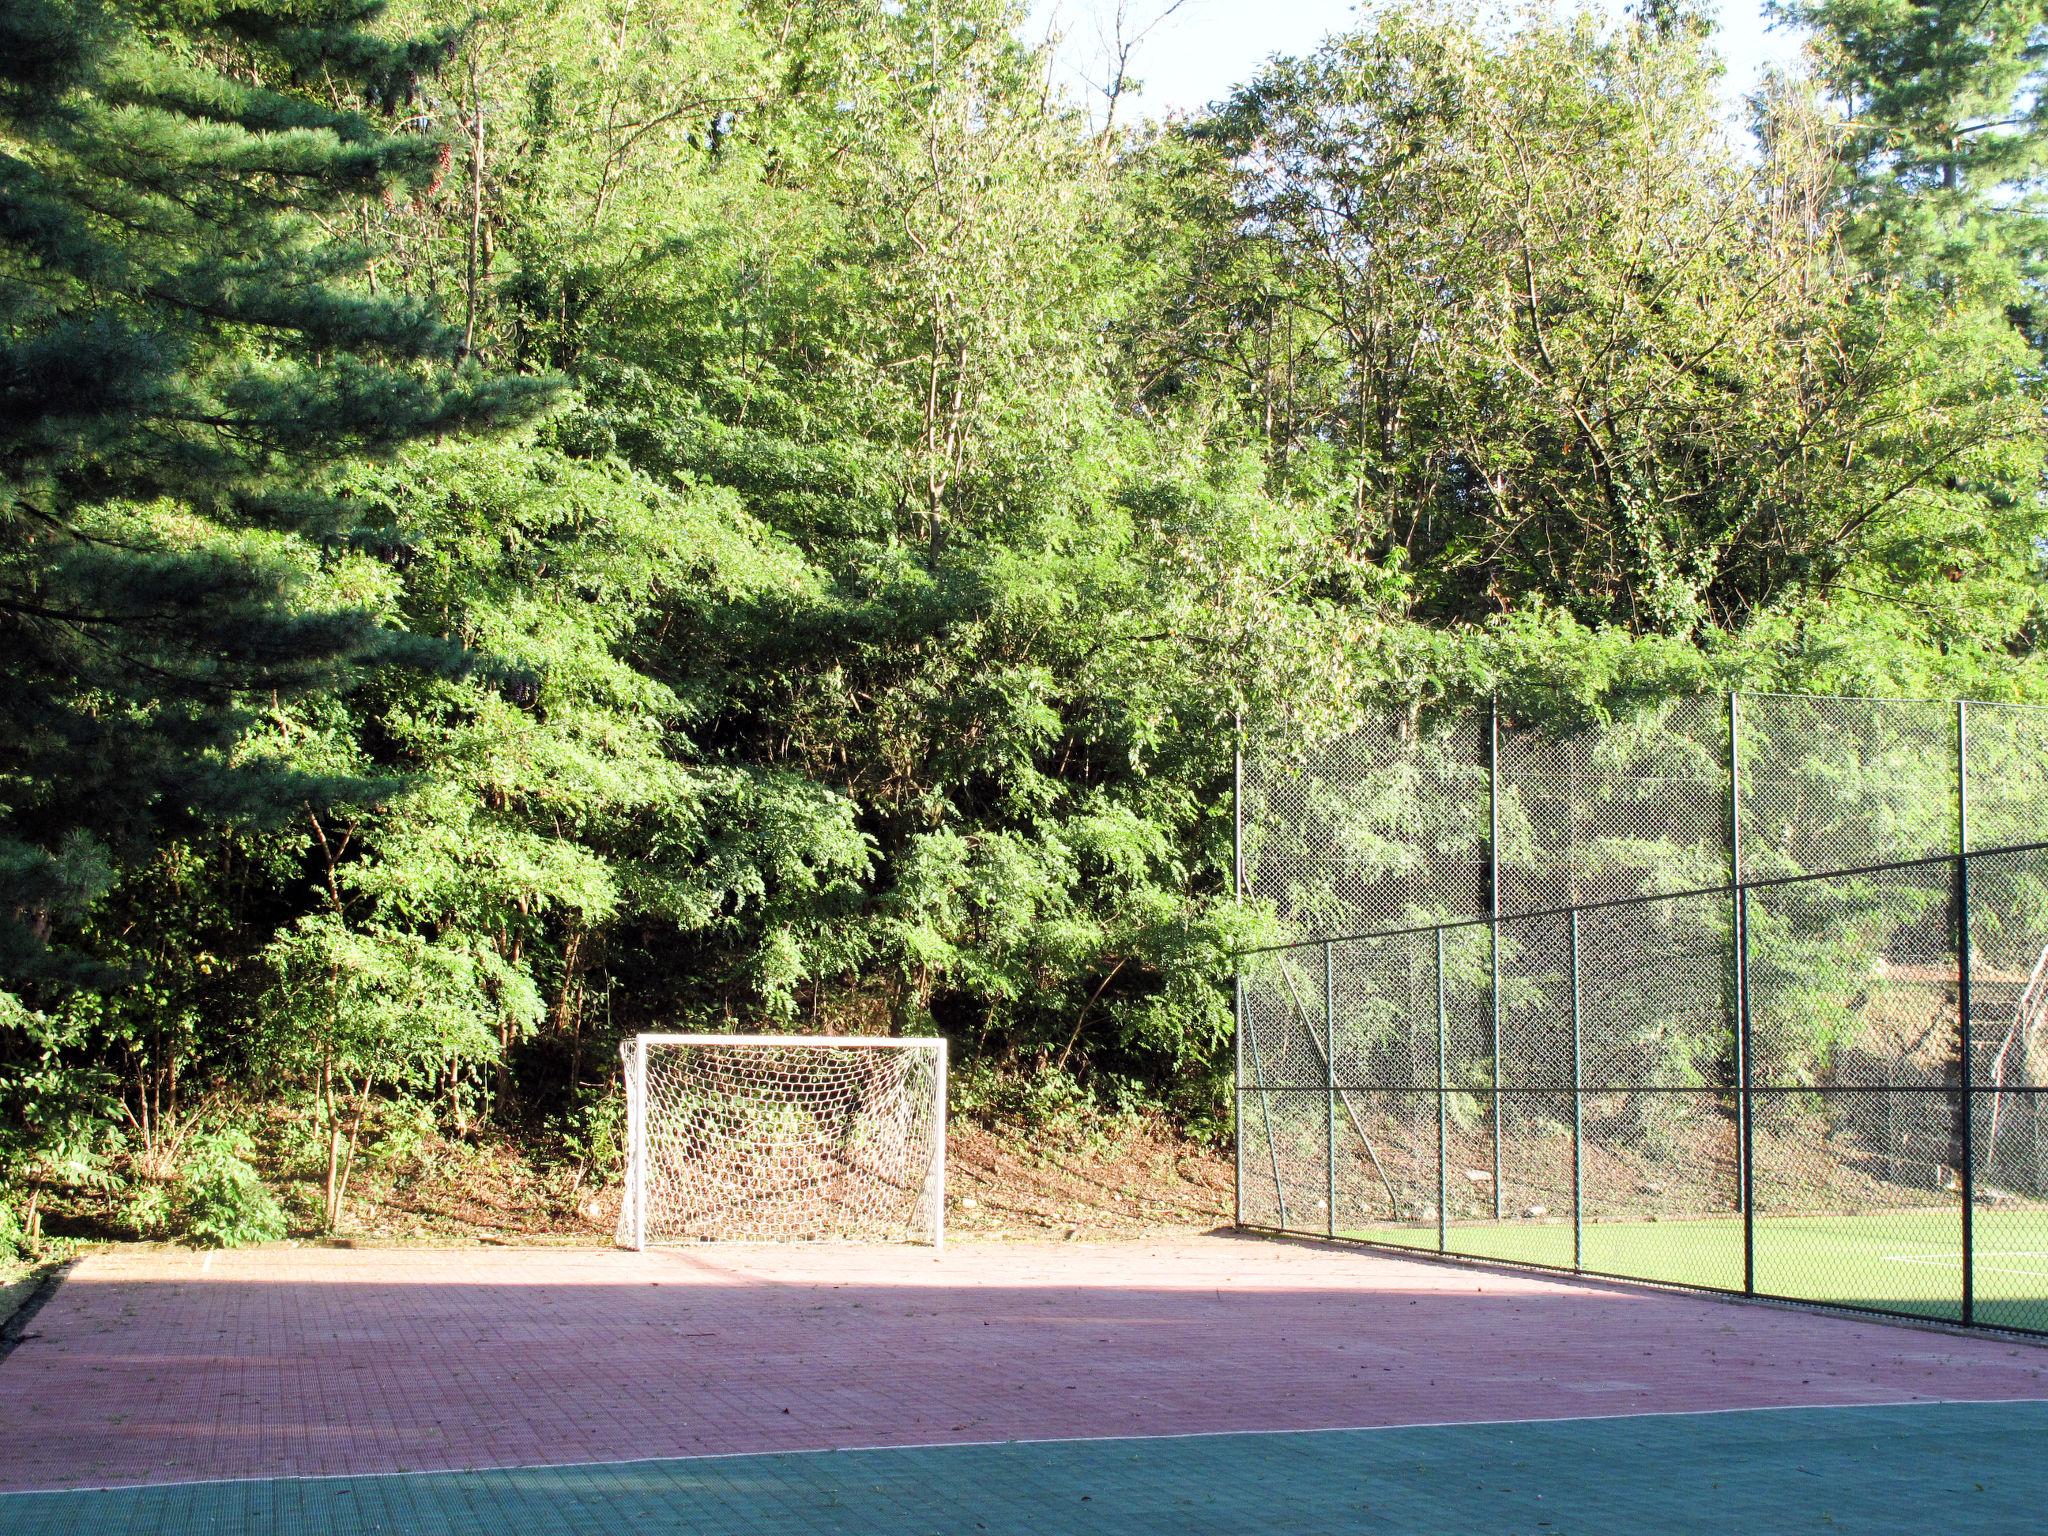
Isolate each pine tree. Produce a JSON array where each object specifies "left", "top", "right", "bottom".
[
  {"left": 1766, "top": 0, "right": 2048, "bottom": 652},
  {"left": 1774, "top": 0, "right": 2048, "bottom": 340},
  {"left": 0, "top": 0, "right": 551, "bottom": 984}
]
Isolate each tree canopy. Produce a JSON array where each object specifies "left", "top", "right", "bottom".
[{"left": 2, "top": 0, "right": 2043, "bottom": 1247}]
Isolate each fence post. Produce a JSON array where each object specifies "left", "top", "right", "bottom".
[
  {"left": 932, "top": 1042, "right": 948, "bottom": 1252},
  {"left": 631, "top": 1035, "right": 648, "bottom": 1252},
  {"left": 1233, "top": 722, "right": 1244, "bottom": 1233},
  {"left": 1436, "top": 927, "right": 1449, "bottom": 1254},
  {"left": 1325, "top": 940, "right": 1337, "bottom": 1240},
  {"left": 1233, "top": 972, "right": 1245, "bottom": 1232},
  {"left": 1738, "top": 885, "right": 1754, "bottom": 1296},
  {"left": 1570, "top": 909, "right": 1583, "bottom": 1273},
  {"left": 1957, "top": 701, "right": 1968, "bottom": 858},
  {"left": 1489, "top": 695, "right": 1503, "bottom": 1220},
  {"left": 1958, "top": 700, "right": 1975, "bottom": 1326},
  {"left": 1232, "top": 724, "right": 1288, "bottom": 1233},
  {"left": 1728, "top": 691, "right": 1746, "bottom": 1217}
]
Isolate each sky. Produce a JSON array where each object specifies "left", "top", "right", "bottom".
[{"left": 1027, "top": 0, "right": 1809, "bottom": 122}]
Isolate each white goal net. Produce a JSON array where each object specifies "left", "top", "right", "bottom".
[{"left": 617, "top": 1035, "right": 946, "bottom": 1248}]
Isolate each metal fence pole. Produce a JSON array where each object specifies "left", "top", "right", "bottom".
[
  {"left": 1436, "top": 927, "right": 1449, "bottom": 1254},
  {"left": 1488, "top": 695, "right": 1503, "bottom": 1220},
  {"left": 1325, "top": 940, "right": 1337, "bottom": 1240},
  {"left": 1570, "top": 909, "right": 1584, "bottom": 1272},
  {"left": 1233, "top": 723, "right": 1287, "bottom": 1232},
  {"left": 1958, "top": 700, "right": 1975, "bottom": 1326},
  {"left": 1234, "top": 725, "right": 1244, "bottom": 1232},
  {"left": 1233, "top": 973, "right": 1245, "bottom": 1232},
  {"left": 1738, "top": 885, "right": 1754, "bottom": 1295},
  {"left": 1728, "top": 691, "right": 1746, "bottom": 1217},
  {"left": 630, "top": 1035, "right": 648, "bottom": 1252},
  {"left": 1886, "top": 1058, "right": 1898, "bottom": 1186},
  {"left": 1957, "top": 700, "right": 1968, "bottom": 860}
]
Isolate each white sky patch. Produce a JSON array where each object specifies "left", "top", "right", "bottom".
[{"left": 1027, "top": 0, "right": 1810, "bottom": 125}]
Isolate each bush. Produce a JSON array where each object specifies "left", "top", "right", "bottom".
[
  {"left": 0, "top": 1198, "right": 23, "bottom": 1265},
  {"left": 950, "top": 1060, "right": 1147, "bottom": 1153},
  {"left": 120, "top": 1176, "right": 176, "bottom": 1237},
  {"left": 559, "top": 1084, "right": 624, "bottom": 1183},
  {"left": 364, "top": 1099, "right": 439, "bottom": 1178},
  {"left": 177, "top": 1130, "right": 288, "bottom": 1249}
]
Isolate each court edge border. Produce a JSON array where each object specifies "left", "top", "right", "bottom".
[
  {"left": 6, "top": 1395, "right": 2047, "bottom": 1500},
  {"left": 1232, "top": 1222, "right": 2048, "bottom": 1345}
]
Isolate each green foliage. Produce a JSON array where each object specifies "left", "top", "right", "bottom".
[
  {"left": 557, "top": 1084, "right": 624, "bottom": 1180},
  {"left": 2, "top": 0, "right": 2046, "bottom": 1221},
  {"left": 262, "top": 910, "right": 542, "bottom": 1227},
  {"left": 117, "top": 1124, "right": 291, "bottom": 1248},
  {"left": 0, "top": 988, "right": 118, "bottom": 1219},
  {"left": 950, "top": 1058, "right": 1136, "bottom": 1149},
  {"left": 173, "top": 1130, "right": 288, "bottom": 1249},
  {"left": 0, "top": 0, "right": 547, "bottom": 1222},
  {"left": 0, "top": 0, "right": 552, "bottom": 985},
  {"left": 1143, "top": 4, "right": 2043, "bottom": 646},
  {"left": 1767, "top": 0, "right": 2048, "bottom": 655},
  {"left": 1775, "top": 0, "right": 2048, "bottom": 317},
  {"left": 262, "top": 916, "right": 530, "bottom": 1096}
]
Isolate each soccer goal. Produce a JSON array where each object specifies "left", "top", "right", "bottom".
[{"left": 617, "top": 1034, "right": 946, "bottom": 1249}]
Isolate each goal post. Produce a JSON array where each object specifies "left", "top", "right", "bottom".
[{"left": 618, "top": 1034, "right": 946, "bottom": 1249}]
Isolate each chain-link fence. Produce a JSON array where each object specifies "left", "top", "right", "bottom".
[{"left": 1236, "top": 695, "right": 2048, "bottom": 1332}]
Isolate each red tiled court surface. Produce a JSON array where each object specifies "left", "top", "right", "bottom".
[{"left": 3, "top": 1233, "right": 2045, "bottom": 1498}]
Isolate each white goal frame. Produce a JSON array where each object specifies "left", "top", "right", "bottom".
[{"left": 619, "top": 1033, "right": 946, "bottom": 1250}]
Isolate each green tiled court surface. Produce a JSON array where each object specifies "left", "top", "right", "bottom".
[
  {"left": 1342, "top": 1207, "right": 2048, "bottom": 1330},
  {"left": 7, "top": 1401, "right": 2045, "bottom": 1535},
  {"left": 7, "top": 1239, "right": 2047, "bottom": 1533}
]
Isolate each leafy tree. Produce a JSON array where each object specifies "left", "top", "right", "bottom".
[
  {"left": 0, "top": 0, "right": 548, "bottom": 988},
  {"left": 0, "top": 0, "right": 547, "bottom": 1235},
  {"left": 1766, "top": 0, "right": 2048, "bottom": 663},
  {"left": 1773, "top": 0, "right": 2048, "bottom": 334},
  {"left": 7, "top": 0, "right": 2048, "bottom": 1247},
  {"left": 263, "top": 912, "right": 537, "bottom": 1227},
  {"left": 363, "top": 0, "right": 1345, "bottom": 1114},
  {"left": 270, "top": 436, "right": 852, "bottom": 1133},
  {"left": 1143, "top": 6, "right": 2041, "bottom": 643}
]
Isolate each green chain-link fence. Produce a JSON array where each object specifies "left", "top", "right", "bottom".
[{"left": 1235, "top": 696, "right": 2048, "bottom": 1332}]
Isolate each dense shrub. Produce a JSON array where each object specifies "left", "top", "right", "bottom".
[{"left": 175, "top": 1132, "right": 288, "bottom": 1250}]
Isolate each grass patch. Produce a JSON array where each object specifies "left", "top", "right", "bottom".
[{"left": 1340, "top": 1205, "right": 2048, "bottom": 1332}]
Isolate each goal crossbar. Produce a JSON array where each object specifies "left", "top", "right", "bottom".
[
  {"left": 619, "top": 1034, "right": 946, "bottom": 1250},
  {"left": 631, "top": 1034, "right": 945, "bottom": 1048}
]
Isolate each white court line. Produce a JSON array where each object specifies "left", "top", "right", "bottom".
[
  {"left": 1882, "top": 1251, "right": 2048, "bottom": 1279},
  {"left": 5, "top": 1397, "right": 2045, "bottom": 1499}
]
